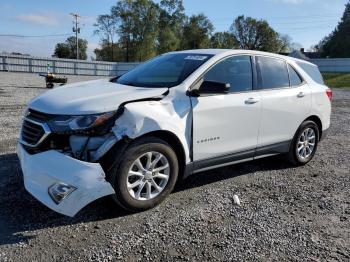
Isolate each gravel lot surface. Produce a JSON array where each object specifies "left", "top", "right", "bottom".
[{"left": 0, "top": 72, "right": 349, "bottom": 261}]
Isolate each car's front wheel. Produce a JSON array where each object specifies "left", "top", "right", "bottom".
[
  {"left": 109, "top": 137, "right": 179, "bottom": 212},
  {"left": 287, "top": 120, "right": 320, "bottom": 166}
]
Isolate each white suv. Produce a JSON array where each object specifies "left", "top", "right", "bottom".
[{"left": 17, "top": 49, "right": 332, "bottom": 216}]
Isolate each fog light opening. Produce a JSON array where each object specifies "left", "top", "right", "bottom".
[{"left": 48, "top": 182, "right": 76, "bottom": 204}]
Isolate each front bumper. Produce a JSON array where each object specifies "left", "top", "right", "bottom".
[{"left": 17, "top": 143, "right": 115, "bottom": 217}]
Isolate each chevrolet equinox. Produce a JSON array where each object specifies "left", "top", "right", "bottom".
[{"left": 17, "top": 49, "right": 332, "bottom": 216}]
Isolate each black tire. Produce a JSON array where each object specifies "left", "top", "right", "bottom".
[
  {"left": 46, "top": 83, "right": 54, "bottom": 89},
  {"left": 109, "top": 136, "right": 179, "bottom": 212},
  {"left": 287, "top": 120, "right": 319, "bottom": 166}
]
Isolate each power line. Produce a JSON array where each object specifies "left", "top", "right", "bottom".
[
  {"left": 0, "top": 33, "right": 72, "bottom": 38},
  {"left": 273, "top": 19, "right": 338, "bottom": 25},
  {"left": 212, "top": 13, "right": 342, "bottom": 22},
  {"left": 70, "top": 13, "right": 81, "bottom": 60}
]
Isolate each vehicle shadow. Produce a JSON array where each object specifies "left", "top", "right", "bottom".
[
  {"left": 0, "top": 152, "right": 292, "bottom": 246},
  {"left": 175, "top": 155, "right": 291, "bottom": 193}
]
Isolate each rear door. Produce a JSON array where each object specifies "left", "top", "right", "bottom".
[
  {"left": 191, "top": 55, "right": 262, "bottom": 163},
  {"left": 256, "top": 56, "right": 312, "bottom": 153}
]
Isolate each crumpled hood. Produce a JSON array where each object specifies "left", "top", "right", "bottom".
[{"left": 29, "top": 78, "right": 168, "bottom": 115}]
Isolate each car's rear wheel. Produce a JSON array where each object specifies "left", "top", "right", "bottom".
[
  {"left": 109, "top": 137, "right": 179, "bottom": 212},
  {"left": 287, "top": 120, "right": 319, "bottom": 166}
]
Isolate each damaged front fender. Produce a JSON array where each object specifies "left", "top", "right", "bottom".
[{"left": 111, "top": 95, "right": 192, "bottom": 163}]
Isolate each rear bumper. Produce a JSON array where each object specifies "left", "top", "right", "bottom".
[{"left": 17, "top": 143, "right": 115, "bottom": 217}]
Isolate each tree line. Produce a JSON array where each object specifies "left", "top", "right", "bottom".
[
  {"left": 315, "top": 1, "right": 350, "bottom": 58},
  {"left": 93, "top": 0, "right": 293, "bottom": 62},
  {"left": 53, "top": 0, "right": 350, "bottom": 61}
]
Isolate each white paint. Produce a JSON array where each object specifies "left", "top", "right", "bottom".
[
  {"left": 191, "top": 92, "right": 262, "bottom": 160},
  {"left": 17, "top": 143, "right": 115, "bottom": 217},
  {"left": 256, "top": 84, "right": 312, "bottom": 147},
  {"left": 29, "top": 78, "right": 168, "bottom": 115},
  {"left": 233, "top": 195, "right": 241, "bottom": 206},
  {"left": 17, "top": 49, "right": 332, "bottom": 217},
  {"left": 112, "top": 87, "right": 193, "bottom": 163}
]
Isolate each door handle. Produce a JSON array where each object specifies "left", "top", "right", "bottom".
[
  {"left": 245, "top": 97, "right": 260, "bottom": 104},
  {"left": 297, "top": 92, "right": 306, "bottom": 98}
]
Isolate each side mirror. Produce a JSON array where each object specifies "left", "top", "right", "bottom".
[{"left": 189, "top": 80, "right": 230, "bottom": 96}]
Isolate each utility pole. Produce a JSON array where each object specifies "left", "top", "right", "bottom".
[{"left": 70, "top": 13, "right": 81, "bottom": 60}]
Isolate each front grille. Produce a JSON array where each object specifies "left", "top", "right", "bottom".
[
  {"left": 19, "top": 109, "right": 53, "bottom": 147},
  {"left": 27, "top": 109, "right": 55, "bottom": 122},
  {"left": 21, "top": 119, "right": 47, "bottom": 146}
]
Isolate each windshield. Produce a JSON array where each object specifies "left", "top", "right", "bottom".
[{"left": 115, "top": 53, "right": 213, "bottom": 88}]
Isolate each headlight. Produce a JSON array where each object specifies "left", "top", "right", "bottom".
[
  {"left": 68, "top": 112, "right": 115, "bottom": 130},
  {"left": 48, "top": 111, "right": 117, "bottom": 134}
]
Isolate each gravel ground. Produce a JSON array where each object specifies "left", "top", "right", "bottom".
[{"left": 0, "top": 72, "right": 349, "bottom": 261}]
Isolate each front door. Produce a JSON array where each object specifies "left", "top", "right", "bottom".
[{"left": 191, "top": 55, "right": 262, "bottom": 165}]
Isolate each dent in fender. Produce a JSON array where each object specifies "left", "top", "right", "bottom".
[{"left": 112, "top": 97, "right": 192, "bottom": 163}]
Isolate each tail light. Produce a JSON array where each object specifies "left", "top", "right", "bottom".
[{"left": 326, "top": 88, "right": 333, "bottom": 102}]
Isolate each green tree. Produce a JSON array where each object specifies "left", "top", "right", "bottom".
[
  {"left": 94, "top": 15, "right": 117, "bottom": 61},
  {"left": 158, "top": 0, "right": 186, "bottom": 53},
  {"left": 53, "top": 36, "right": 88, "bottom": 60},
  {"left": 278, "top": 34, "right": 293, "bottom": 53},
  {"left": 111, "top": 0, "right": 160, "bottom": 62},
  {"left": 94, "top": 40, "right": 126, "bottom": 62},
  {"left": 210, "top": 32, "right": 239, "bottom": 49},
  {"left": 182, "top": 14, "right": 214, "bottom": 50},
  {"left": 318, "top": 1, "right": 350, "bottom": 58},
  {"left": 53, "top": 43, "right": 70, "bottom": 58},
  {"left": 230, "top": 16, "right": 287, "bottom": 53}
]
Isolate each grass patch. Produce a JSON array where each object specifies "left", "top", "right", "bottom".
[{"left": 322, "top": 73, "right": 350, "bottom": 88}]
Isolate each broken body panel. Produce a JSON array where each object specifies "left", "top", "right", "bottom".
[
  {"left": 17, "top": 143, "right": 115, "bottom": 217},
  {"left": 18, "top": 79, "right": 193, "bottom": 216}
]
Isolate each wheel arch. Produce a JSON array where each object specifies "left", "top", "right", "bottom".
[
  {"left": 100, "top": 130, "right": 187, "bottom": 181},
  {"left": 304, "top": 115, "right": 323, "bottom": 140},
  {"left": 136, "top": 130, "right": 186, "bottom": 180}
]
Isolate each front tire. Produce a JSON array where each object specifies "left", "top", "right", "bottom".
[
  {"left": 287, "top": 120, "right": 319, "bottom": 166},
  {"left": 109, "top": 137, "right": 179, "bottom": 212}
]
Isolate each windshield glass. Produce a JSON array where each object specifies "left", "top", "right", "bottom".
[{"left": 115, "top": 53, "right": 213, "bottom": 88}]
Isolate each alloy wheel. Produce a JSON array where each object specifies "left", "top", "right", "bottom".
[
  {"left": 127, "top": 151, "right": 170, "bottom": 201},
  {"left": 297, "top": 127, "right": 316, "bottom": 159}
]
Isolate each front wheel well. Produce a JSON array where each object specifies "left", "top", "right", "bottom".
[
  {"left": 304, "top": 115, "right": 323, "bottom": 140},
  {"left": 100, "top": 131, "right": 186, "bottom": 182},
  {"left": 136, "top": 131, "right": 186, "bottom": 180}
]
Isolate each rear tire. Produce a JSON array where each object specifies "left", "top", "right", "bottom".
[
  {"left": 287, "top": 120, "right": 319, "bottom": 166},
  {"left": 109, "top": 137, "right": 179, "bottom": 212}
]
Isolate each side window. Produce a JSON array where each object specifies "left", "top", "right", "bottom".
[
  {"left": 296, "top": 62, "right": 324, "bottom": 85},
  {"left": 288, "top": 64, "right": 303, "bottom": 86},
  {"left": 257, "top": 56, "right": 289, "bottom": 89},
  {"left": 203, "top": 56, "right": 253, "bottom": 93}
]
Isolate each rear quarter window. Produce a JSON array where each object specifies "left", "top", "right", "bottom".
[
  {"left": 288, "top": 64, "right": 303, "bottom": 86},
  {"left": 296, "top": 62, "right": 324, "bottom": 85}
]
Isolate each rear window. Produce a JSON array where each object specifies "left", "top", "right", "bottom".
[{"left": 296, "top": 62, "right": 324, "bottom": 85}]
